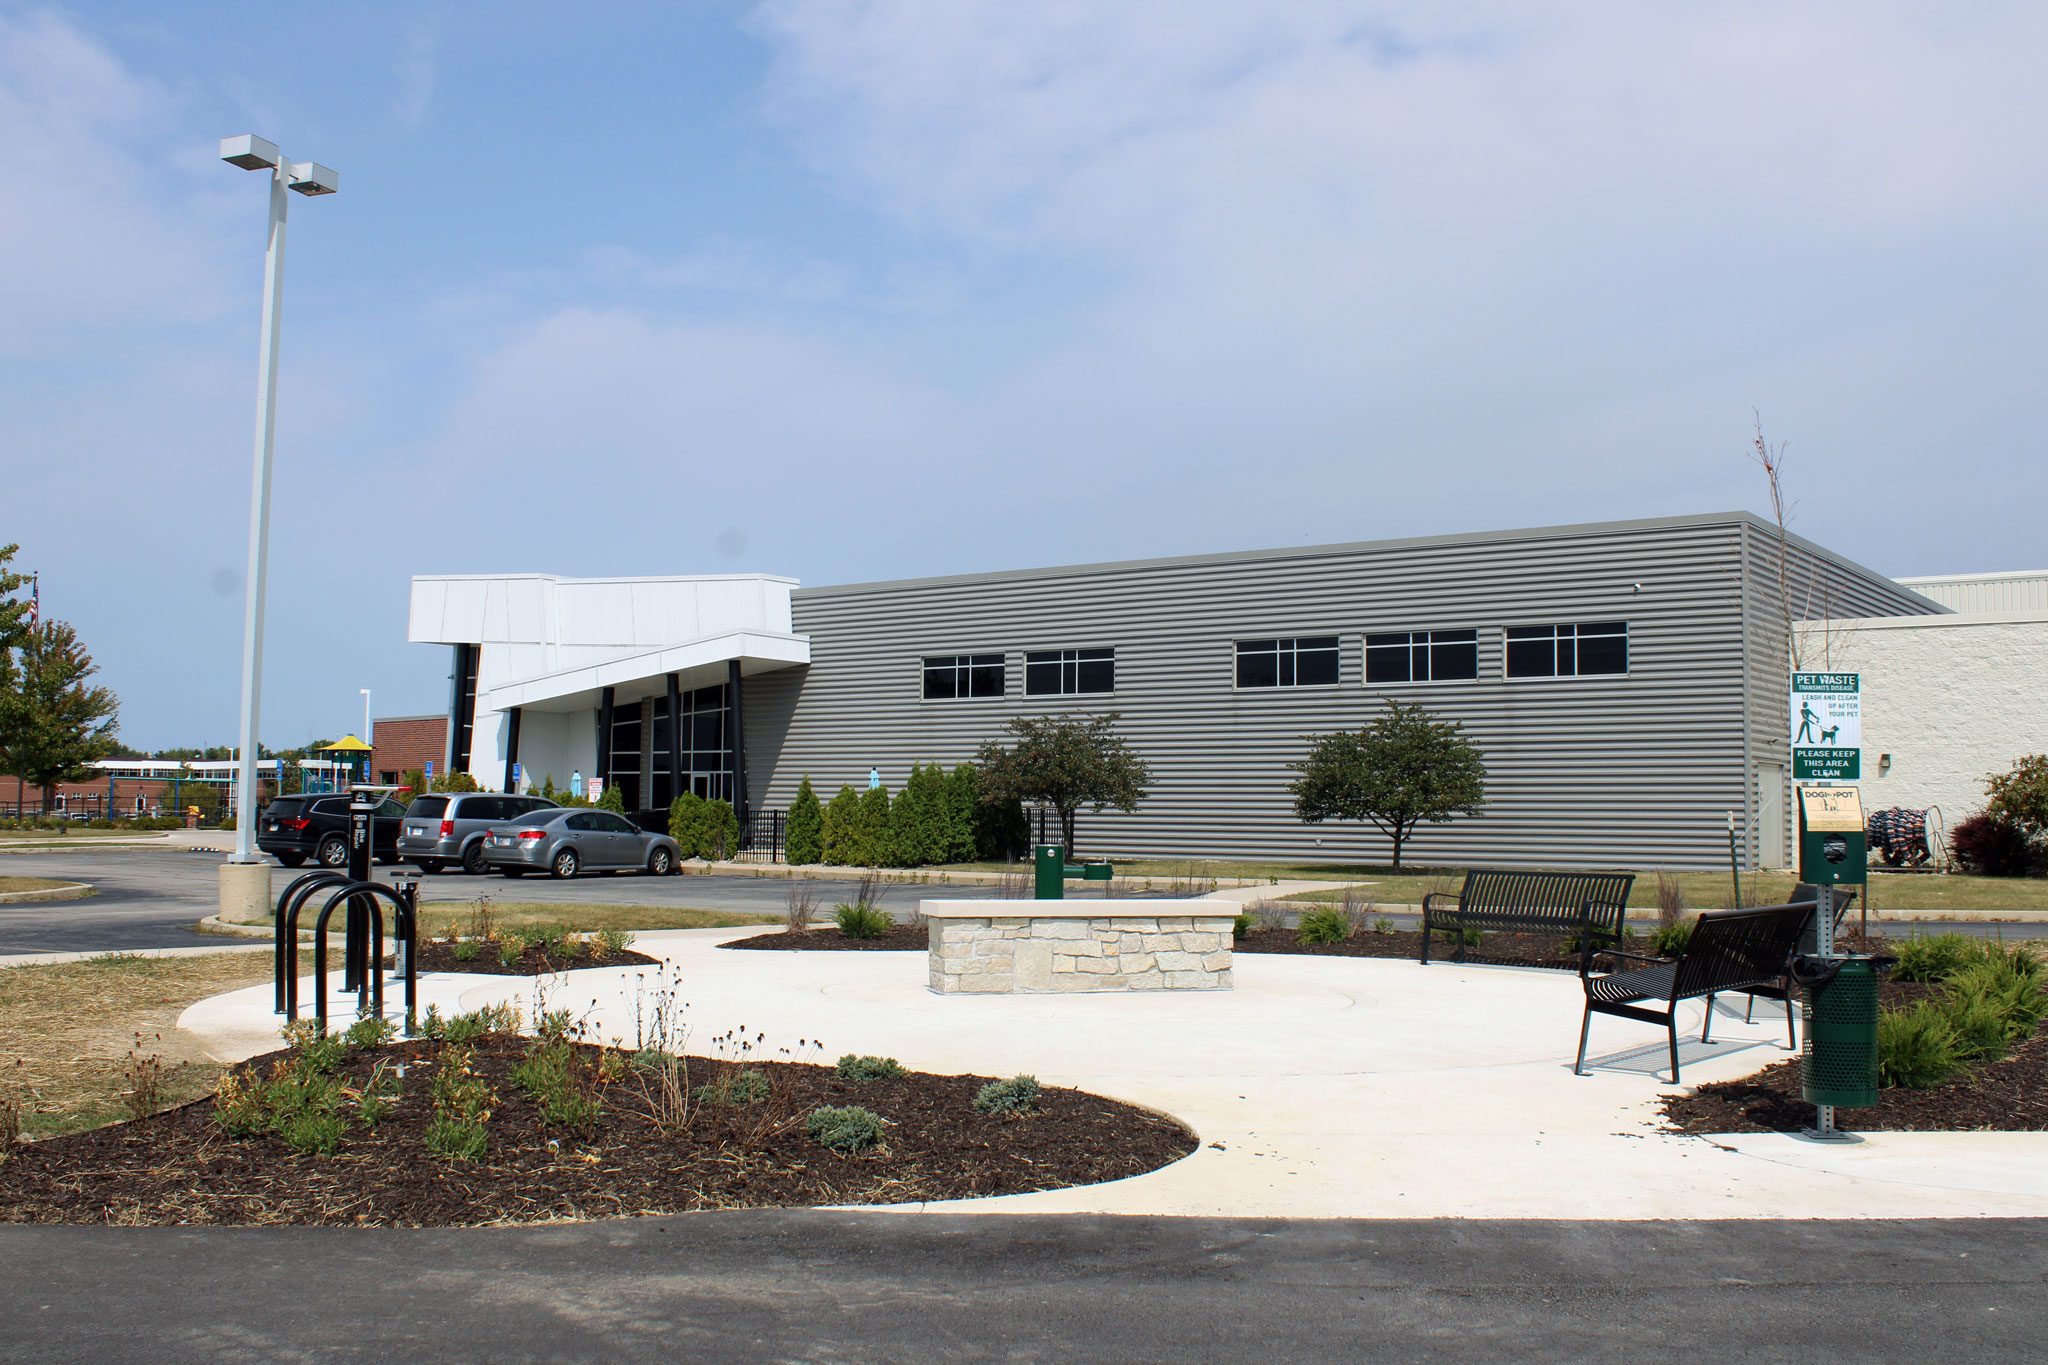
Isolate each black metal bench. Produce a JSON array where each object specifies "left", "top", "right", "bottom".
[
  {"left": 1419, "top": 870, "right": 1637, "bottom": 965},
  {"left": 1573, "top": 901, "right": 1816, "bottom": 1083}
]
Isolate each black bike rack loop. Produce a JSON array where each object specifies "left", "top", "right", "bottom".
[
  {"left": 311, "top": 881, "right": 411, "bottom": 1033},
  {"left": 274, "top": 870, "right": 355, "bottom": 1014}
]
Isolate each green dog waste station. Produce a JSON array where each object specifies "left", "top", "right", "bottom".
[{"left": 1793, "top": 786, "right": 1882, "bottom": 1134}]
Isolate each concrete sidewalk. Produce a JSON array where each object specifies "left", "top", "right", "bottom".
[{"left": 175, "top": 926, "right": 2048, "bottom": 1221}]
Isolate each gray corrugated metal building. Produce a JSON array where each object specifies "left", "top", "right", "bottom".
[{"left": 415, "top": 512, "right": 1942, "bottom": 870}]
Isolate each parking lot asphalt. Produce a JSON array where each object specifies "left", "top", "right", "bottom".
[
  {"left": 1, "top": 1211, "right": 2041, "bottom": 1363},
  {"left": 0, "top": 848, "right": 1002, "bottom": 955}
]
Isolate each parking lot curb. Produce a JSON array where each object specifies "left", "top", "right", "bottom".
[{"left": 0, "top": 881, "right": 94, "bottom": 904}]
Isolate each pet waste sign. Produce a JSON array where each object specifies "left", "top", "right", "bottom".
[{"left": 1791, "top": 672, "right": 1860, "bottom": 781}]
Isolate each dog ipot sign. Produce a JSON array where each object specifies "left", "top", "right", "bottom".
[{"left": 1791, "top": 672, "right": 1861, "bottom": 781}]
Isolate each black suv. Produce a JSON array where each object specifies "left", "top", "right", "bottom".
[{"left": 257, "top": 793, "right": 407, "bottom": 868}]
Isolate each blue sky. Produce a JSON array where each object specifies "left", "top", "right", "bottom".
[{"left": 5, "top": 2, "right": 2045, "bottom": 749}]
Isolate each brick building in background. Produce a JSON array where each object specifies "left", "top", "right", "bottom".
[{"left": 370, "top": 715, "right": 449, "bottom": 789}]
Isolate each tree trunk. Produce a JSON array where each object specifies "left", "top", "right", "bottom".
[
  {"left": 1059, "top": 806, "right": 1078, "bottom": 859},
  {"left": 1390, "top": 826, "right": 1405, "bottom": 871},
  {"left": 41, "top": 783, "right": 57, "bottom": 818}
]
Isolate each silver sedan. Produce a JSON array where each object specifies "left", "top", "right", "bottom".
[{"left": 479, "top": 807, "right": 680, "bottom": 879}]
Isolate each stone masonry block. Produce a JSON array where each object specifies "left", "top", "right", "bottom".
[
  {"left": 1074, "top": 957, "right": 1118, "bottom": 974},
  {"left": 1164, "top": 970, "right": 1211, "bottom": 989},
  {"left": 1153, "top": 951, "right": 1202, "bottom": 972},
  {"left": 1201, "top": 952, "right": 1234, "bottom": 971},
  {"left": 1157, "top": 917, "right": 1194, "bottom": 931},
  {"left": 1125, "top": 970, "right": 1167, "bottom": 990},
  {"left": 1031, "top": 920, "right": 1090, "bottom": 939}
]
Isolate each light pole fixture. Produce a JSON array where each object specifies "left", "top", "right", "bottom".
[{"left": 221, "top": 134, "right": 339, "bottom": 864}]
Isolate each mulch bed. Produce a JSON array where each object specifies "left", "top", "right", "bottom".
[
  {"left": 723, "top": 923, "right": 930, "bottom": 951},
  {"left": 411, "top": 941, "right": 662, "bottom": 976},
  {"left": 1232, "top": 925, "right": 1589, "bottom": 968},
  {"left": 0, "top": 1037, "right": 1194, "bottom": 1226}
]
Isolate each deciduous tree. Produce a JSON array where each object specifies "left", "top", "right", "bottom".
[
  {"left": 1288, "top": 701, "right": 1486, "bottom": 869},
  {"left": 973, "top": 714, "right": 1153, "bottom": 858}
]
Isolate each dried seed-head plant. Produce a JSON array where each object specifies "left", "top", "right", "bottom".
[
  {"left": 1655, "top": 872, "right": 1687, "bottom": 927},
  {"left": 468, "top": 893, "right": 498, "bottom": 943},
  {"left": 121, "top": 1033, "right": 166, "bottom": 1123},
  {"left": 785, "top": 881, "right": 820, "bottom": 934}
]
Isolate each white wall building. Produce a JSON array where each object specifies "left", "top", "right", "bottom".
[{"left": 1799, "top": 579, "right": 2048, "bottom": 849}]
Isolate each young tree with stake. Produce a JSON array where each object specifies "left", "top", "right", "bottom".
[{"left": 974, "top": 714, "right": 1153, "bottom": 858}]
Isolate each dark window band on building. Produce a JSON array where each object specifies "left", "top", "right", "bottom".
[
  {"left": 1366, "top": 629, "right": 1480, "bottom": 684},
  {"left": 923, "top": 654, "right": 1005, "bottom": 699},
  {"left": 1505, "top": 622, "right": 1629, "bottom": 679},
  {"left": 1025, "top": 647, "right": 1114, "bottom": 696},
  {"left": 1236, "top": 636, "right": 1340, "bottom": 689}
]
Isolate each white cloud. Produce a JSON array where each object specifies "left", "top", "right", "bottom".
[{"left": 0, "top": 12, "right": 232, "bottom": 355}]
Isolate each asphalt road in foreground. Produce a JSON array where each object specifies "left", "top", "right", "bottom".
[
  {"left": 1, "top": 1212, "right": 2041, "bottom": 1362},
  {"left": 0, "top": 848, "right": 1001, "bottom": 955}
]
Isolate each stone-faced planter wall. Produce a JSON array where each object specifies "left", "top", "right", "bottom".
[{"left": 921, "top": 900, "right": 1234, "bottom": 994}]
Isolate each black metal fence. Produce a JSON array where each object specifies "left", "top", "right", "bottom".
[{"left": 738, "top": 810, "right": 785, "bottom": 862}]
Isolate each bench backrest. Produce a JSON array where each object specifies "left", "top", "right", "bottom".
[
  {"left": 1670, "top": 902, "right": 1816, "bottom": 1000},
  {"left": 1457, "top": 870, "right": 1636, "bottom": 934}
]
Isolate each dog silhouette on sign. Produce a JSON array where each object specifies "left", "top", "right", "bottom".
[{"left": 1819, "top": 725, "right": 1839, "bottom": 744}]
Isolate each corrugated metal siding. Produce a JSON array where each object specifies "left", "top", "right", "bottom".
[
  {"left": 1742, "top": 528, "right": 1946, "bottom": 866},
  {"left": 1895, "top": 573, "right": 2048, "bottom": 614},
  {"left": 752, "top": 515, "right": 1936, "bottom": 870}
]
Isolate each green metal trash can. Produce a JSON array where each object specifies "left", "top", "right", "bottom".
[{"left": 1800, "top": 956, "right": 1882, "bottom": 1109}]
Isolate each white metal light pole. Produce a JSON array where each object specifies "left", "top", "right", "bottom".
[
  {"left": 361, "top": 689, "right": 373, "bottom": 748},
  {"left": 220, "top": 135, "right": 339, "bottom": 866}
]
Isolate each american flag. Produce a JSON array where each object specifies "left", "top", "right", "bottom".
[{"left": 26, "top": 575, "right": 36, "bottom": 631}]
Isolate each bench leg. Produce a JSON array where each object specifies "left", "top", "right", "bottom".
[
  {"left": 1668, "top": 1019, "right": 1682, "bottom": 1085},
  {"left": 1785, "top": 993, "right": 1798, "bottom": 1050},
  {"left": 1574, "top": 1006, "right": 1593, "bottom": 1076},
  {"left": 1744, "top": 995, "right": 1756, "bottom": 1024},
  {"left": 1702, "top": 992, "right": 1716, "bottom": 1044}
]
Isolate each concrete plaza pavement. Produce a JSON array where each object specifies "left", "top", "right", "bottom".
[
  {"left": 4, "top": 1212, "right": 2043, "bottom": 1363},
  {"left": 179, "top": 924, "right": 2048, "bottom": 1221}
]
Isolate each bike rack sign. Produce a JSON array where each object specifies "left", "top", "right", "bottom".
[{"left": 1792, "top": 671, "right": 1861, "bottom": 781}]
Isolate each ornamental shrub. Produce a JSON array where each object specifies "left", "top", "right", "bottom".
[
  {"left": 1877, "top": 1003, "right": 1963, "bottom": 1089},
  {"left": 1296, "top": 907, "right": 1354, "bottom": 944},
  {"left": 597, "top": 781, "right": 626, "bottom": 814},
  {"left": 855, "top": 784, "right": 893, "bottom": 867},
  {"left": 1891, "top": 932, "right": 1980, "bottom": 983},
  {"left": 701, "top": 799, "right": 739, "bottom": 861},
  {"left": 834, "top": 904, "right": 891, "bottom": 940},
  {"left": 835, "top": 1053, "right": 906, "bottom": 1081},
  {"left": 972, "top": 1074, "right": 1041, "bottom": 1117},
  {"left": 669, "top": 792, "right": 707, "bottom": 858},
  {"left": 1949, "top": 813, "right": 2037, "bottom": 877},
  {"left": 821, "top": 785, "right": 861, "bottom": 865},
  {"left": 1233, "top": 914, "right": 1252, "bottom": 940},
  {"left": 1985, "top": 754, "right": 2048, "bottom": 838},
  {"left": 786, "top": 776, "right": 824, "bottom": 865},
  {"left": 430, "top": 770, "right": 481, "bottom": 793},
  {"left": 806, "top": 1104, "right": 887, "bottom": 1152},
  {"left": 1648, "top": 917, "right": 1696, "bottom": 958},
  {"left": 942, "top": 763, "right": 980, "bottom": 863},
  {"left": 704, "top": 1069, "right": 770, "bottom": 1107}
]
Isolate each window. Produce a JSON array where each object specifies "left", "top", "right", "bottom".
[
  {"left": 1236, "top": 636, "right": 1340, "bottom": 688},
  {"left": 923, "top": 654, "right": 1005, "bottom": 699},
  {"left": 1365, "top": 630, "right": 1479, "bottom": 684},
  {"left": 1025, "top": 648, "right": 1115, "bottom": 696},
  {"left": 1506, "top": 622, "right": 1629, "bottom": 678},
  {"left": 598, "top": 812, "right": 640, "bottom": 835},
  {"left": 567, "top": 811, "right": 601, "bottom": 831}
]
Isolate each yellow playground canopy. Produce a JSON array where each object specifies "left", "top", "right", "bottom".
[{"left": 321, "top": 735, "right": 373, "bottom": 752}]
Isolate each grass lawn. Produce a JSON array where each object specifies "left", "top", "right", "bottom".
[
  {"left": 227, "top": 900, "right": 774, "bottom": 936},
  {"left": 0, "top": 877, "right": 80, "bottom": 895},
  {"left": 1276, "top": 868, "right": 2048, "bottom": 915},
  {"left": 0, "top": 828, "right": 165, "bottom": 841},
  {"left": 0, "top": 949, "right": 292, "bottom": 1140}
]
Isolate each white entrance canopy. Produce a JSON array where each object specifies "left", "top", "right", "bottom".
[{"left": 479, "top": 629, "right": 809, "bottom": 713}]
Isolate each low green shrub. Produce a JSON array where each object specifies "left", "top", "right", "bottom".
[
  {"left": 1437, "top": 926, "right": 1486, "bottom": 949},
  {"left": 1296, "top": 908, "right": 1353, "bottom": 944},
  {"left": 496, "top": 935, "right": 526, "bottom": 968},
  {"left": 1233, "top": 913, "right": 1252, "bottom": 941},
  {"left": 596, "top": 928, "right": 636, "bottom": 956},
  {"left": 344, "top": 1016, "right": 397, "bottom": 1049},
  {"left": 834, "top": 904, "right": 891, "bottom": 939},
  {"left": 1372, "top": 916, "right": 1395, "bottom": 934},
  {"left": 509, "top": 1040, "right": 602, "bottom": 1129},
  {"left": 972, "top": 1075, "right": 1041, "bottom": 1117},
  {"left": 835, "top": 1054, "right": 906, "bottom": 1082},
  {"left": 441, "top": 1003, "right": 519, "bottom": 1045},
  {"left": 1648, "top": 917, "right": 1696, "bottom": 958},
  {"left": 1877, "top": 1003, "right": 1964, "bottom": 1089},
  {"left": 282, "top": 1108, "right": 345, "bottom": 1156},
  {"left": 425, "top": 1045, "right": 495, "bottom": 1159},
  {"left": 806, "top": 1104, "right": 886, "bottom": 1152},
  {"left": 451, "top": 940, "right": 481, "bottom": 963},
  {"left": 703, "top": 1069, "right": 770, "bottom": 1107},
  {"left": 1891, "top": 932, "right": 1980, "bottom": 984}
]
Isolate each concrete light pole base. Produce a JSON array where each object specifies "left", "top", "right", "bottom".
[{"left": 217, "top": 862, "right": 273, "bottom": 923}]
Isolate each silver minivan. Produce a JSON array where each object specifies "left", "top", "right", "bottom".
[{"left": 398, "top": 792, "right": 559, "bottom": 874}]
